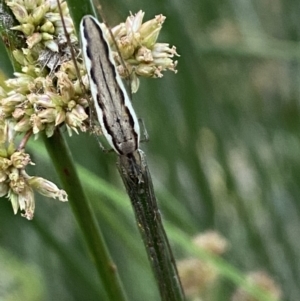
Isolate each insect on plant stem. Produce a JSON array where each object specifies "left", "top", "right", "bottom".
[
  {"left": 57, "top": 3, "right": 185, "bottom": 299},
  {"left": 80, "top": 15, "right": 140, "bottom": 156}
]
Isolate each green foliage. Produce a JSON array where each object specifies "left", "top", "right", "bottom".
[{"left": 0, "top": 0, "right": 298, "bottom": 300}]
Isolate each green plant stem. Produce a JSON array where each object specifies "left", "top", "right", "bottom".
[
  {"left": 43, "top": 129, "right": 129, "bottom": 301},
  {"left": 65, "top": 0, "right": 96, "bottom": 33}
]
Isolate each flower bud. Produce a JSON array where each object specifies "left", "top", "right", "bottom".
[
  {"left": 60, "top": 61, "right": 78, "bottom": 80},
  {"left": 28, "top": 177, "right": 68, "bottom": 202},
  {"left": 12, "top": 50, "right": 27, "bottom": 66},
  {"left": 19, "top": 185, "right": 35, "bottom": 220},
  {"left": 65, "top": 107, "right": 87, "bottom": 130},
  {"left": 76, "top": 96, "right": 89, "bottom": 108},
  {"left": 14, "top": 116, "right": 32, "bottom": 132},
  {"left": 40, "top": 21, "right": 55, "bottom": 34},
  {"left": 12, "top": 108, "right": 25, "bottom": 120},
  {"left": 0, "top": 170, "right": 8, "bottom": 182},
  {"left": 73, "top": 104, "right": 88, "bottom": 119},
  {"left": 231, "top": 271, "right": 282, "bottom": 301},
  {"left": 11, "top": 23, "right": 35, "bottom": 36},
  {"left": 0, "top": 182, "right": 9, "bottom": 197},
  {"left": 24, "top": 0, "right": 37, "bottom": 11},
  {"left": 30, "top": 94, "right": 53, "bottom": 108},
  {"left": 57, "top": 72, "right": 75, "bottom": 101},
  {"left": 45, "top": 123, "right": 55, "bottom": 137},
  {"left": 11, "top": 151, "right": 32, "bottom": 169},
  {"left": 81, "top": 75, "right": 90, "bottom": 91},
  {"left": 178, "top": 258, "right": 218, "bottom": 298},
  {"left": 117, "top": 37, "right": 135, "bottom": 59},
  {"left": 41, "top": 32, "right": 54, "bottom": 41},
  {"left": 43, "top": 40, "right": 59, "bottom": 52},
  {"left": 37, "top": 108, "right": 57, "bottom": 123},
  {"left": 55, "top": 109, "right": 66, "bottom": 126},
  {"left": 22, "top": 48, "right": 35, "bottom": 65},
  {"left": 9, "top": 191, "right": 20, "bottom": 215},
  {"left": 32, "top": 3, "right": 50, "bottom": 25},
  {"left": 44, "top": 12, "right": 61, "bottom": 23},
  {"left": 30, "top": 114, "right": 44, "bottom": 134},
  {"left": 27, "top": 33, "right": 43, "bottom": 49},
  {"left": 5, "top": 73, "right": 32, "bottom": 92},
  {"left": 1, "top": 93, "right": 26, "bottom": 107},
  {"left": 6, "top": 2, "right": 28, "bottom": 23},
  {"left": 135, "top": 64, "right": 159, "bottom": 78},
  {"left": 130, "top": 73, "right": 140, "bottom": 93},
  {"left": 10, "top": 175, "right": 26, "bottom": 194},
  {"left": 193, "top": 231, "right": 229, "bottom": 255},
  {"left": 135, "top": 46, "right": 153, "bottom": 63},
  {"left": 139, "top": 15, "right": 165, "bottom": 48},
  {"left": 0, "top": 157, "right": 11, "bottom": 170},
  {"left": 111, "top": 23, "right": 126, "bottom": 42},
  {"left": 126, "top": 10, "right": 144, "bottom": 34}
]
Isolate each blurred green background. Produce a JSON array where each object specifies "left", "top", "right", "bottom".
[{"left": 0, "top": 0, "right": 299, "bottom": 300}]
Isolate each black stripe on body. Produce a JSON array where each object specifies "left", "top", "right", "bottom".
[{"left": 81, "top": 16, "right": 138, "bottom": 155}]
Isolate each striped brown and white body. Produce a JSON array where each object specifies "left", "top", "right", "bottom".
[{"left": 80, "top": 15, "right": 140, "bottom": 155}]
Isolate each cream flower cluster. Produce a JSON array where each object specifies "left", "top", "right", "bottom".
[
  {"left": 0, "top": 0, "right": 179, "bottom": 219},
  {"left": 0, "top": 120, "right": 67, "bottom": 219},
  {"left": 102, "top": 10, "right": 179, "bottom": 92},
  {"left": 3, "top": 0, "right": 89, "bottom": 138},
  {"left": 0, "top": 0, "right": 82, "bottom": 218}
]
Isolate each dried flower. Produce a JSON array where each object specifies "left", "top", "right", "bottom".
[
  {"left": 102, "top": 10, "right": 179, "bottom": 92},
  {"left": 27, "top": 177, "right": 68, "bottom": 202},
  {"left": 178, "top": 231, "right": 229, "bottom": 299},
  {"left": 178, "top": 258, "right": 218, "bottom": 298},
  {"left": 193, "top": 230, "right": 229, "bottom": 255},
  {"left": 0, "top": 118, "right": 67, "bottom": 219},
  {"left": 10, "top": 150, "right": 32, "bottom": 168},
  {"left": 2, "top": 0, "right": 88, "bottom": 139},
  {"left": 231, "top": 271, "right": 282, "bottom": 301}
]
